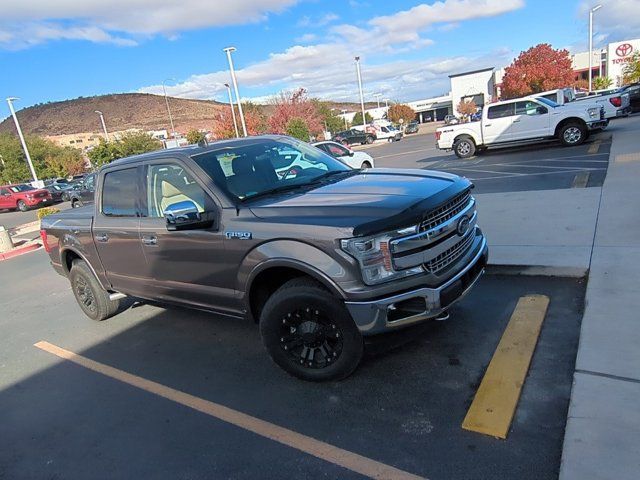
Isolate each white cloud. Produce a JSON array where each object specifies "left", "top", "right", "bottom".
[
  {"left": 295, "top": 33, "right": 318, "bottom": 43},
  {"left": 0, "top": 0, "right": 298, "bottom": 48},
  {"left": 297, "top": 12, "right": 339, "bottom": 28},
  {"left": 577, "top": 0, "right": 640, "bottom": 45}
]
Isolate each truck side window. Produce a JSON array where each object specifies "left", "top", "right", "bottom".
[
  {"left": 487, "top": 103, "right": 515, "bottom": 119},
  {"left": 515, "top": 101, "right": 545, "bottom": 116},
  {"left": 145, "top": 164, "right": 207, "bottom": 218},
  {"left": 102, "top": 168, "right": 138, "bottom": 217}
]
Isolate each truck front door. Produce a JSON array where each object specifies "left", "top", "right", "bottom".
[
  {"left": 511, "top": 100, "right": 550, "bottom": 140},
  {"left": 483, "top": 102, "right": 516, "bottom": 144}
]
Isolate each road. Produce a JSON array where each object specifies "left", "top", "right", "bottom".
[{"left": 0, "top": 249, "right": 584, "bottom": 479}]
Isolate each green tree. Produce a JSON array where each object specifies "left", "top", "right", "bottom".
[
  {"left": 313, "top": 100, "right": 344, "bottom": 134},
  {"left": 285, "top": 117, "right": 310, "bottom": 141},
  {"left": 88, "top": 132, "right": 162, "bottom": 168},
  {"left": 87, "top": 138, "right": 119, "bottom": 168},
  {"left": 623, "top": 52, "right": 640, "bottom": 84},
  {"left": 593, "top": 76, "right": 613, "bottom": 90},
  {"left": 45, "top": 147, "right": 86, "bottom": 177},
  {"left": 352, "top": 111, "right": 373, "bottom": 126},
  {"left": 0, "top": 133, "right": 30, "bottom": 183},
  {"left": 186, "top": 129, "right": 206, "bottom": 144}
]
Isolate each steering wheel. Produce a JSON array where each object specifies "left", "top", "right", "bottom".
[{"left": 280, "top": 165, "right": 302, "bottom": 180}]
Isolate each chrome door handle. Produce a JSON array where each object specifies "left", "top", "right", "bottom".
[
  {"left": 141, "top": 235, "right": 157, "bottom": 246},
  {"left": 485, "top": 123, "right": 491, "bottom": 127},
  {"left": 95, "top": 233, "right": 109, "bottom": 242}
]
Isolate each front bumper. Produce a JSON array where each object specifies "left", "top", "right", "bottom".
[
  {"left": 587, "top": 119, "right": 609, "bottom": 130},
  {"left": 345, "top": 231, "right": 488, "bottom": 335}
]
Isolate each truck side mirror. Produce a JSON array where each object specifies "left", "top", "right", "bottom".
[
  {"left": 164, "top": 200, "right": 214, "bottom": 231},
  {"left": 536, "top": 106, "right": 548, "bottom": 114}
]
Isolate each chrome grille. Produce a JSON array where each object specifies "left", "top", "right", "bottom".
[
  {"left": 419, "top": 190, "right": 471, "bottom": 232},
  {"left": 424, "top": 230, "right": 475, "bottom": 273}
]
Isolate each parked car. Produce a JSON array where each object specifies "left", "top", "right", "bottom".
[
  {"left": 404, "top": 121, "right": 419, "bottom": 134},
  {"left": 332, "top": 129, "right": 375, "bottom": 146},
  {"left": 68, "top": 173, "right": 96, "bottom": 208},
  {"left": 620, "top": 83, "right": 640, "bottom": 113},
  {"left": 0, "top": 184, "right": 53, "bottom": 212},
  {"left": 436, "top": 96, "right": 608, "bottom": 158},
  {"left": 537, "top": 87, "right": 631, "bottom": 120},
  {"left": 45, "top": 183, "right": 74, "bottom": 202},
  {"left": 312, "top": 141, "right": 375, "bottom": 169},
  {"left": 444, "top": 115, "right": 459, "bottom": 125},
  {"left": 375, "top": 125, "right": 403, "bottom": 142},
  {"left": 41, "top": 135, "right": 487, "bottom": 381}
]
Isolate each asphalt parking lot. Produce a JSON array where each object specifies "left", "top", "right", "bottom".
[
  {"left": 1, "top": 249, "right": 585, "bottom": 479},
  {"left": 362, "top": 126, "right": 614, "bottom": 194},
  {"left": 0, "top": 201, "right": 71, "bottom": 229}
]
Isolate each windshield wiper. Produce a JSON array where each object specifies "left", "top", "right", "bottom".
[{"left": 240, "top": 182, "right": 313, "bottom": 203}]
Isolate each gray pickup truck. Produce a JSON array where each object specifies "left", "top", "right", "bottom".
[{"left": 41, "top": 135, "right": 488, "bottom": 381}]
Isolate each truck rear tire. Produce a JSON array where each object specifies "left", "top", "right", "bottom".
[
  {"left": 454, "top": 137, "right": 476, "bottom": 158},
  {"left": 259, "top": 278, "right": 363, "bottom": 381},
  {"left": 559, "top": 123, "right": 587, "bottom": 146},
  {"left": 69, "top": 259, "right": 121, "bottom": 321}
]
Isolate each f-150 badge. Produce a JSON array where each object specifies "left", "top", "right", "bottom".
[{"left": 225, "top": 231, "right": 252, "bottom": 240}]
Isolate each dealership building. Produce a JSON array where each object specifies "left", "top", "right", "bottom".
[{"left": 401, "top": 37, "right": 640, "bottom": 123}]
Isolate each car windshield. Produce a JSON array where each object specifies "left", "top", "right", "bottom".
[
  {"left": 191, "top": 137, "right": 351, "bottom": 202},
  {"left": 536, "top": 97, "right": 559, "bottom": 108},
  {"left": 9, "top": 185, "right": 35, "bottom": 193}
]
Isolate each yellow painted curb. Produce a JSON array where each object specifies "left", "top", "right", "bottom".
[{"left": 462, "top": 294, "right": 550, "bottom": 439}]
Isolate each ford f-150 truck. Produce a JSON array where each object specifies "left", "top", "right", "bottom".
[
  {"left": 41, "top": 136, "right": 488, "bottom": 381},
  {"left": 538, "top": 87, "right": 632, "bottom": 120},
  {"left": 436, "top": 96, "right": 608, "bottom": 158}
]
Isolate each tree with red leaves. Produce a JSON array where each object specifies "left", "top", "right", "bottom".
[
  {"left": 268, "top": 88, "right": 323, "bottom": 137},
  {"left": 501, "top": 44, "right": 575, "bottom": 99},
  {"left": 212, "top": 106, "right": 265, "bottom": 139}
]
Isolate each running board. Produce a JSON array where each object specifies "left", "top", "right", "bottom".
[{"left": 109, "top": 292, "right": 127, "bottom": 301}]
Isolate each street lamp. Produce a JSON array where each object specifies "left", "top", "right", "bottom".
[
  {"left": 341, "top": 109, "right": 348, "bottom": 130},
  {"left": 162, "top": 78, "right": 177, "bottom": 140},
  {"left": 6, "top": 97, "right": 38, "bottom": 182},
  {"left": 224, "top": 83, "right": 240, "bottom": 138},
  {"left": 384, "top": 98, "right": 389, "bottom": 109},
  {"left": 355, "top": 56, "right": 367, "bottom": 128},
  {"left": 223, "top": 46, "right": 248, "bottom": 137},
  {"left": 589, "top": 4, "right": 602, "bottom": 92},
  {"left": 373, "top": 93, "right": 382, "bottom": 109},
  {"left": 94, "top": 110, "right": 109, "bottom": 141}
]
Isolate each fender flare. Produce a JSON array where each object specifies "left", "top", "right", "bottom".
[{"left": 59, "top": 246, "right": 108, "bottom": 291}]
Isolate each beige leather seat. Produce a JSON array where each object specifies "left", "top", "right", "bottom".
[{"left": 160, "top": 178, "right": 204, "bottom": 214}]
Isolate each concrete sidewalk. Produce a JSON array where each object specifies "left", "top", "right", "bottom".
[{"left": 560, "top": 115, "right": 640, "bottom": 479}]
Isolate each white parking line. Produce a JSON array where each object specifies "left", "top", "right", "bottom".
[
  {"left": 373, "top": 147, "right": 437, "bottom": 159},
  {"left": 465, "top": 168, "right": 606, "bottom": 181}
]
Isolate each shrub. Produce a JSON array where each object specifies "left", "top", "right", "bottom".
[{"left": 37, "top": 207, "right": 60, "bottom": 220}]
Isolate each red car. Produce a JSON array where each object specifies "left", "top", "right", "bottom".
[{"left": 0, "top": 184, "right": 53, "bottom": 212}]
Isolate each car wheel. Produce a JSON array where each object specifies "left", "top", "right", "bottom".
[
  {"left": 454, "top": 137, "right": 476, "bottom": 158},
  {"left": 260, "top": 278, "right": 364, "bottom": 382},
  {"left": 17, "top": 200, "right": 28, "bottom": 212},
  {"left": 341, "top": 140, "right": 349, "bottom": 146},
  {"left": 71, "top": 199, "right": 82, "bottom": 208},
  {"left": 361, "top": 161, "right": 372, "bottom": 169},
  {"left": 559, "top": 123, "right": 586, "bottom": 146},
  {"left": 366, "top": 136, "right": 374, "bottom": 144},
  {"left": 69, "top": 259, "right": 121, "bottom": 321}
]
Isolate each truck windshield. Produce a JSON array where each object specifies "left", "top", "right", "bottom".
[
  {"left": 535, "top": 97, "right": 559, "bottom": 108},
  {"left": 191, "top": 137, "right": 351, "bottom": 201}
]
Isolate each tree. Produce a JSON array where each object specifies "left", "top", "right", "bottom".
[
  {"left": 387, "top": 104, "right": 416, "bottom": 124},
  {"left": 212, "top": 106, "right": 265, "bottom": 139},
  {"left": 501, "top": 43, "right": 575, "bottom": 99},
  {"left": 313, "top": 100, "right": 343, "bottom": 133},
  {"left": 186, "top": 129, "right": 206, "bottom": 144},
  {"left": 593, "top": 76, "right": 613, "bottom": 90},
  {"left": 269, "top": 88, "right": 323, "bottom": 136},
  {"left": 285, "top": 118, "right": 310, "bottom": 141},
  {"left": 352, "top": 111, "right": 373, "bottom": 126},
  {"left": 45, "top": 147, "right": 86, "bottom": 177},
  {"left": 623, "top": 52, "right": 640, "bottom": 84},
  {"left": 87, "top": 138, "right": 119, "bottom": 168},
  {"left": 87, "top": 131, "right": 162, "bottom": 168},
  {"left": 0, "top": 133, "right": 30, "bottom": 183},
  {"left": 456, "top": 100, "right": 477, "bottom": 121}
]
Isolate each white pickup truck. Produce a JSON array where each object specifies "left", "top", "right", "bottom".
[
  {"left": 538, "top": 87, "right": 631, "bottom": 120},
  {"left": 436, "top": 96, "right": 608, "bottom": 158}
]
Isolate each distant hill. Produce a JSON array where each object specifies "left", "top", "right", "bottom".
[{"left": 0, "top": 92, "right": 380, "bottom": 137}]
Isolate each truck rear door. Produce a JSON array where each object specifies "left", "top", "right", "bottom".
[
  {"left": 483, "top": 102, "right": 516, "bottom": 144},
  {"left": 92, "top": 166, "right": 148, "bottom": 296}
]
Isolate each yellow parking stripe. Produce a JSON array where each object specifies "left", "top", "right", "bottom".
[
  {"left": 462, "top": 295, "right": 549, "bottom": 439},
  {"left": 34, "top": 341, "right": 424, "bottom": 480},
  {"left": 587, "top": 140, "right": 601, "bottom": 154}
]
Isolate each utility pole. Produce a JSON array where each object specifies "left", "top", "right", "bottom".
[
  {"left": 162, "top": 79, "right": 177, "bottom": 140},
  {"left": 374, "top": 93, "right": 382, "bottom": 109},
  {"left": 589, "top": 4, "right": 602, "bottom": 92},
  {"left": 6, "top": 97, "right": 38, "bottom": 182},
  {"left": 95, "top": 110, "right": 109, "bottom": 141},
  {"left": 355, "top": 56, "right": 367, "bottom": 129},
  {"left": 223, "top": 47, "right": 248, "bottom": 137},
  {"left": 224, "top": 83, "right": 240, "bottom": 138}
]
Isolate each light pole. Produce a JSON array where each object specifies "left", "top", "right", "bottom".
[
  {"left": 373, "top": 93, "right": 382, "bottom": 109},
  {"left": 6, "top": 97, "right": 38, "bottom": 182},
  {"left": 224, "top": 83, "right": 240, "bottom": 138},
  {"left": 589, "top": 4, "right": 602, "bottom": 92},
  {"left": 341, "top": 109, "right": 348, "bottom": 130},
  {"left": 162, "top": 78, "right": 177, "bottom": 140},
  {"left": 355, "top": 56, "right": 367, "bottom": 129},
  {"left": 223, "top": 47, "right": 248, "bottom": 137},
  {"left": 94, "top": 110, "right": 109, "bottom": 141}
]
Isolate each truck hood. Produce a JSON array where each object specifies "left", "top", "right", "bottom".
[{"left": 248, "top": 169, "right": 471, "bottom": 236}]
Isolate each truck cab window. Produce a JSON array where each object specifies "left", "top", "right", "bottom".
[
  {"left": 102, "top": 168, "right": 138, "bottom": 217},
  {"left": 515, "top": 101, "right": 546, "bottom": 116},
  {"left": 487, "top": 103, "right": 515, "bottom": 119},
  {"left": 145, "top": 164, "right": 208, "bottom": 218}
]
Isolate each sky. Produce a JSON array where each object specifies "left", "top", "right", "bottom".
[{"left": 0, "top": 0, "right": 639, "bottom": 113}]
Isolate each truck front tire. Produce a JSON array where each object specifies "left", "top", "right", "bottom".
[
  {"left": 454, "top": 137, "right": 476, "bottom": 158},
  {"left": 259, "top": 278, "right": 363, "bottom": 382},
  {"left": 69, "top": 259, "right": 121, "bottom": 321},
  {"left": 559, "top": 123, "right": 587, "bottom": 146}
]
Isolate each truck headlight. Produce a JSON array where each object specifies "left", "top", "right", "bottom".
[
  {"left": 341, "top": 232, "right": 423, "bottom": 285},
  {"left": 588, "top": 107, "right": 599, "bottom": 118}
]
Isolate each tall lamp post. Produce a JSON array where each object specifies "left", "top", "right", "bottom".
[
  {"left": 355, "top": 56, "right": 367, "bottom": 129},
  {"left": 224, "top": 83, "right": 240, "bottom": 138},
  {"left": 589, "top": 4, "right": 602, "bottom": 92},
  {"left": 94, "top": 110, "right": 109, "bottom": 141},
  {"left": 373, "top": 93, "right": 382, "bottom": 109},
  {"left": 6, "top": 97, "right": 38, "bottom": 182},
  {"left": 162, "top": 78, "right": 177, "bottom": 140},
  {"left": 223, "top": 47, "right": 248, "bottom": 137}
]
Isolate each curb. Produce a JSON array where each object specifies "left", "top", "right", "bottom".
[
  {"left": 486, "top": 264, "right": 588, "bottom": 278},
  {"left": 0, "top": 243, "right": 42, "bottom": 261}
]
